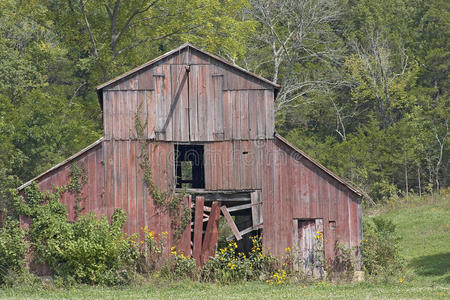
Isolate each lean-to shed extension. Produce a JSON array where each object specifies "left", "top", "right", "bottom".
[{"left": 19, "top": 43, "right": 362, "bottom": 269}]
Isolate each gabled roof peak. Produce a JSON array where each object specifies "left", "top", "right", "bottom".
[{"left": 96, "top": 43, "right": 281, "bottom": 92}]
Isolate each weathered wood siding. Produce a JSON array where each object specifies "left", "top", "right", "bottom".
[
  {"left": 21, "top": 45, "right": 361, "bottom": 266},
  {"left": 29, "top": 143, "right": 105, "bottom": 221},
  {"left": 102, "top": 47, "right": 274, "bottom": 142},
  {"left": 261, "top": 137, "right": 362, "bottom": 261}
]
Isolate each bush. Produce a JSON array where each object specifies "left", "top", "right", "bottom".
[
  {"left": 201, "top": 236, "right": 278, "bottom": 284},
  {"left": 362, "top": 217, "right": 404, "bottom": 277},
  {"left": 0, "top": 218, "right": 26, "bottom": 284},
  {"left": 160, "top": 247, "right": 197, "bottom": 280},
  {"left": 15, "top": 183, "right": 138, "bottom": 285}
]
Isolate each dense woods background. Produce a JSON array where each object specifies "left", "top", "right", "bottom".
[{"left": 0, "top": 0, "right": 448, "bottom": 214}]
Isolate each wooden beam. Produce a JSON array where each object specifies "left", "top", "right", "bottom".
[
  {"left": 193, "top": 196, "right": 204, "bottom": 265},
  {"left": 220, "top": 206, "right": 242, "bottom": 240},
  {"left": 226, "top": 225, "right": 256, "bottom": 241},
  {"left": 227, "top": 203, "right": 251, "bottom": 212},
  {"left": 201, "top": 201, "right": 220, "bottom": 264}
]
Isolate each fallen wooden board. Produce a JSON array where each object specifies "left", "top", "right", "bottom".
[{"left": 220, "top": 206, "right": 242, "bottom": 240}]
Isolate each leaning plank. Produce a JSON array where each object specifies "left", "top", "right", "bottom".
[
  {"left": 220, "top": 206, "right": 242, "bottom": 241},
  {"left": 193, "top": 196, "right": 204, "bottom": 265},
  {"left": 201, "top": 201, "right": 221, "bottom": 264}
]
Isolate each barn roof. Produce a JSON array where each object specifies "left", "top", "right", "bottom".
[
  {"left": 17, "top": 138, "right": 104, "bottom": 191},
  {"left": 96, "top": 43, "right": 281, "bottom": 107},
  {"left": 274, "top": 133, "right": 362, "bottom": 197}
]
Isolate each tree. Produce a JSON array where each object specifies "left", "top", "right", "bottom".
[{"left": 244, "top": 0, "right": 345, "bottom": 112}]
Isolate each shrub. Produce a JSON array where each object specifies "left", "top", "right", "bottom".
[
  {"left": 135, "top": 227, "right": 168, "bottom": 273},
  {"left": 362, "top": 217, "right": 404, "bottom": 277},
  {"left": 328, "top": 242, "right": 358, "bottom": 282},
  {"left": 15, "top": 183, "right": 138, "bottom": 285},
  {"left": 0, "top": 218, "right": 26, "bottom": 284},
  {"left": 160, "top": 247, "right": 197, "bottom": 280},
  {"left": 201, "top": 236, "right": 278, "bottom": 284}
]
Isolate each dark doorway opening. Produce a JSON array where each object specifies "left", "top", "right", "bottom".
[{"left": 175, "top": 144, "right": 205, "bottom": 188}]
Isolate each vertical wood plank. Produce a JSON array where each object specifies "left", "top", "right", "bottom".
[
  {"left": 193, "top": 196, "right": 205, "bottom": 265},
  {"left": 240, "top": 90, "right": 249, "bottom": 140},
  {"left": 201, "top": 201, "right": 220, "bottom": 264},
  {"left": 163, "top": 64, "right": 172, "bottom": 141},
  {"left": 232, "top": 91, "right": 241, "bottom": 140},
  {"left": 264, "top": 90, "right": 274, "bottom": 138},
  {"left": 129, "top": 140, "right": 137, "bottom": 235},
  {"left": 104, "top": 91, "right": 111, "bottom": 139},
  {"left": 178, "top": 195, "right": 192, "bottom": 256},
  {"left": 189, "top": 65, "right": 198, "bottom": 141},
  {"left": 205, "top": 64, "right": 213, "bottom": 141},
  {"left": 198, "top": 65, "right": 207, "bottom": 141},
  {"left": 213, "top": 70, "right": 224, "bottom": 139},
  {"left": 248, "top": 90, "right": 257, "bottom": 139},
  {"left": 222, "top": 91, "right": 232, "bottom": 140},
  {"left": 121, "top": 141, "right": 129, "bottom": 233},
  {"left": 292, "top": 219, "right": 299, "bottom": 270}
]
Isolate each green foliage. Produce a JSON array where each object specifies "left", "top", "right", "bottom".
[
  {"left": 136, "top": 227, "right": 168, "bottom": 273},
  {"left": 15, "top": 184, "right": 138, "bottom": 285},
  {"left": 67, "top": 163, "right": 87, "bottom": 219},
  {"left": 135, "top": 105, "right": 189, "bottom": 243},
  {"left": 362, "top": 217, "right": 404, "bottom": 277},
  {"left": 201, "top": 236, "right": 278, "bottom": 284},
  {"left": 160, "top": 248, "right": 197, "bottom": 281},
  {"left": 0, "top": 219, "right": 26, "bottom": 284},
  {"left": 328, "top": 243, "right": 358, "bottom": 282}
]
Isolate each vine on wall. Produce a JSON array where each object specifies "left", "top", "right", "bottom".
[
  {"left": 67, "top": 162, "right": 87, "bottom": 219},
  {"left": 135, "top": 103, "right": 191, "bottom": 243}
]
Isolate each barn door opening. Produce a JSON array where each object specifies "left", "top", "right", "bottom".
[
  {"left": 292, "top": 219, "right": 325, "bottom": 278},
  {"left": 189, "top": 191, "right": 263, "bottom": 265}
]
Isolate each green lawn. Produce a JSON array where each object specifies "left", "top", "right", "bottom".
[
  {"left": 0, "top": 281, "right": 448, "bottom": 300},
  {"left": 1, "top": 195, "right": 449, "bottom": 299},
  {"left": 377, "top": 195, "right": 450, "bottom": 285}
]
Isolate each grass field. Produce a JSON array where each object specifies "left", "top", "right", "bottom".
[{"left": 1, "top": 195, "right": 449, "bottom": 299}]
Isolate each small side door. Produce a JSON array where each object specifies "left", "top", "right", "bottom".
[{"left": 293, "top": 218, "right": 325, "bottom": 278}]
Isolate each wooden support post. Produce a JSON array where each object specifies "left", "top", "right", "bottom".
[
  {"left": 201, "top": 201, "right": 220, "bottom": 264},
  {"left": 220, "top": 206, "right": 242, "bottom": 240},
  {"left": 178, "top": 195, "right": 192, "bottom": 256},
  {"left": 193, "top": 196, "right": 204, "bottom": 265},
  {"left": 251, "top": 191, "right": 263, "bottom": 228}
]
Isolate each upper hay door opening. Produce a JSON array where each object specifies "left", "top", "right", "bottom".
[{"left": 99, "top": 44, "right": 278, "bottom": 142}]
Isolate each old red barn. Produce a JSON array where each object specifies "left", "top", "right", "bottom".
[{"left": 19, "top": 43, "right": 362, "bottom": 271}]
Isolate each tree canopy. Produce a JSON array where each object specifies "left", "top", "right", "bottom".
[{"left": 0, "top": 0, "right": 448, "bottom": 213}]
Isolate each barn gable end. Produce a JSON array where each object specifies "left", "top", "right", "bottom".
[{"left": 19, "top": 44, "right": 362, "bottom": 271}]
